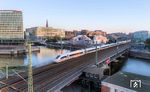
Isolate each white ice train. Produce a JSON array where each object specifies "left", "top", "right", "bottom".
[
  {"left": 54, "top": 50, "right": 85, "bottom": 62},
  {"left": 54, "top": 47, "right": 98, "bottom": 63},
  {"left": 54, "top": 40, "right": 130, "bottom": 63}
]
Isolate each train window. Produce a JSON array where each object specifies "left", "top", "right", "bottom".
[
  {"left": 88, "top": 49, "right": 95, "bottom": 52},
  {"left": 61, "top": 56, "right": 67, "bottom": 59},
  {"left": 69, "top": 52, "right": 82, "bottom": 56},
  {"left": 69, "top": 54, "right": 74, "bottom": 56},
  {"left": 56, "top": 55, "right": 60, "bottom": 59}
]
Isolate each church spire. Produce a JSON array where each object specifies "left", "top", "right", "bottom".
[{"left": 46, "top": 19, "right": 48, "bottom": 27}]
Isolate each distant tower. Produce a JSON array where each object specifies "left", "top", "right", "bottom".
[{"left": 46, "top": 19, "right": 48, "bottom": 27}]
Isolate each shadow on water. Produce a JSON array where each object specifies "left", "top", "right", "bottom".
[{"left": 122, "top": 58, "right": 150, "bottom": 77}]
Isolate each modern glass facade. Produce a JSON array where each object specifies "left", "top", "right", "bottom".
[
  {"left": 0, "top": 10, "right": 24, "bottom": 39},
  {"left": 133, "top": 31, "right": 149, "bottom": 42}
]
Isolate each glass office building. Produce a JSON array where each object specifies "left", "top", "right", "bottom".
[{"left": 0, "top": 10, "right": 24, "bottom": 44}]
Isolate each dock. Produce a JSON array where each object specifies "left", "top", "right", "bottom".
[{"left": 0, "top": 45, "right": 40, "bottom": 55}]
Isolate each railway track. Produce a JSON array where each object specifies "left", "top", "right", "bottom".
[
  {"left": 0, "top": 59, "right": 78, "bottom": 90},
  {"left": 16, "top": 53, "right": 95, "bottom": 92},
  {"left": 0, "top": 51, "right": 95, "bottom": 92}
]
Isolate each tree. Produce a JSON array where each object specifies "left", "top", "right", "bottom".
[
  {"left": 53, "top": 35, "right": 61, "bottom": 41},
  {"left": 46, "top": 35, "right": 62, "bottom": 42}
]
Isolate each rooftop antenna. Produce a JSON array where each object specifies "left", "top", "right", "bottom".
[{"left": 46, "top": 19, "right": 48, "bottom": 27}]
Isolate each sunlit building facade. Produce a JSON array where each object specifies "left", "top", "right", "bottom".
[
  {"left": 0, "top": 10, "right": 24, "bottom": 44},
  {"left": 26, "top": 27, "right": 65, "bottom": 39}
]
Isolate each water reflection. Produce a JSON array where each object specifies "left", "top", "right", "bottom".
[
  {"left": 122, "top": 58, "right": 150, "bottom": 77},
  {"left": 25, "top": 47, "right": 70, "bottom": 67},
  {"left": 0, "top": 47, "right": 69, "bottom": 68},
  {"left": 0, "top": 55, "right": 24, "bottom": 67}
]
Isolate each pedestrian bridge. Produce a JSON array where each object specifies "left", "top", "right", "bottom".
[{"left": 0, "top": 40, "right": 131, "bottom": 92}]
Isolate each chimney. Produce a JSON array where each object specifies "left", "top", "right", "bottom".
[{"left": 46, "top": 19, "right": 48, "bottom": 27}]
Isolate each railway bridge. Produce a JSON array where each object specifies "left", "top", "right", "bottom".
[{"left": 0, "top": 41, "right": 131, "bottom": 92}]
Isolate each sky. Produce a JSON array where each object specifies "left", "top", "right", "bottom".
[{"left": 0, "top": 0, "right": 150, "bottom": 33}]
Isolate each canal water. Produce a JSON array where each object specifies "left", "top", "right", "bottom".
[
  {"left": 0, "top": 46, "right": 70, "bottom": 68},
  {"left": 0, "top": 46, "right": 70, "bottom": 79},
  {"left": 122, "top": 58, "right": 150, "bottom": 77}
]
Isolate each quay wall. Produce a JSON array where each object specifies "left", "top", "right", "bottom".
[
  {"left": 129, "top": 49, "right": 150, "bottom": 60},
  {"left": 0, "top": 46, "right": 40, "bottom": 55}
]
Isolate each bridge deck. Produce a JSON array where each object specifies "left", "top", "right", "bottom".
[{"left": 0, "top": 42, "right": 130, "bottom": 92}]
